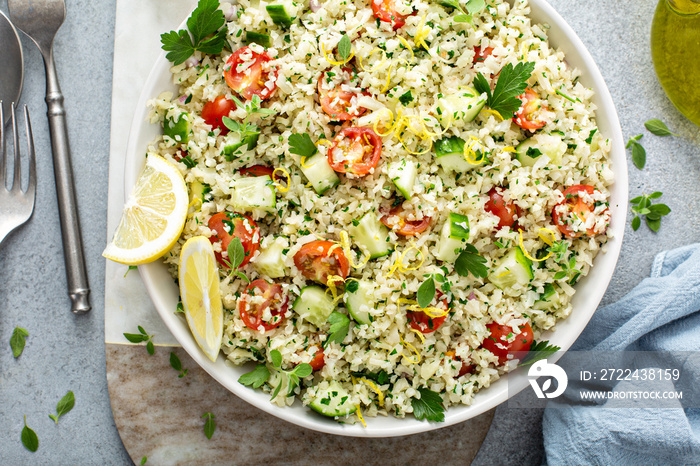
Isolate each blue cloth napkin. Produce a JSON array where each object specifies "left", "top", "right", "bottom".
[{"left": 543, "top": 244, "right": 700, "bottom": 465}]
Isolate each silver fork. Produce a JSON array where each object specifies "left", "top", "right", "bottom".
[{"left": 0, "top": 102, "right": 36, "bottom": 249}]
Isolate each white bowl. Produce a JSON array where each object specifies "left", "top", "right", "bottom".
[{"left": 125, "top": 0, "right": 628, "bottom": 437}]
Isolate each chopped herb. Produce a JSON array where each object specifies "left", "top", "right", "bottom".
[
  {"left": 399, "top": 90, "right": 414, "bottom": 106},
  {"left": 345, "top": 280, "right": 360, "bottom": 293}
]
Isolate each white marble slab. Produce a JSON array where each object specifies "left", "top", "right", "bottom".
[{"left": 105, "top": 0, "right": 196, "bottom": 345}]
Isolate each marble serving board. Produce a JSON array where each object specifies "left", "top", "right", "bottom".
[{"left": 105, "top": 0, "right": 494, "bottom": 463}]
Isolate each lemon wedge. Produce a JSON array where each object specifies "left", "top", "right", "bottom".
[
  {"left": 178, "top": 236, "right": 223, "bottom": 362},
  {"left": 103, "top": 154, "right": 188, "bottom": 265}
]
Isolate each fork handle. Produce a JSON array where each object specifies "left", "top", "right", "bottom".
[{"left": 44, "top": 52, "right": 91, "bottom": 315}]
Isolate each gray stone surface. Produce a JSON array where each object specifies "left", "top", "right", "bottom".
[{"left": 0, "top": 0, "right": 697, "bottom": 464}]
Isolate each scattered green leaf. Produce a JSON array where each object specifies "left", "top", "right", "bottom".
[
  {"left": 21, "top": 416, "right": 38, "bottom": 452},
  {"left": 345, "top": 280, "right": 359, "bottom": 293},
  {"left": 630, "top": 192, "right": 670, "bottom": 233},
  {"left": 202, "top": 412, "right": 216, "bottom": 439},
  {"left": 417, "top": 277, "right": 436, "bottom": 308},
  {"left": 10, "top": 327, "right": 29, "bottom": 358},
  {"left": 270, "top": 349, "right": 282, "bottom": 368},
  {"left": 170, "top": 352, "right": 188, "bottom": 378},
  {"left": 141, "top": 457, "right": 148, "bottom": 465},
  {"left": 645, "top": 118, "right": 677, "bottom": 137},
  {"left": 626, "top": 135, "right": 646, "bottom": 169},
  {"left": 124, "top": 265, "right": 138, "bottom": 277},
  {"left": 48, "top": 391, "right": 75, "bottom": 424}
]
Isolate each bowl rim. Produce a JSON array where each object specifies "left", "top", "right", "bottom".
[{"left": 124, "top": 0, "right": 628, "bottom": 438}]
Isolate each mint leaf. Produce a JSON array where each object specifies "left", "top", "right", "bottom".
[
  {"left": 486, "top": 62, "right": 535, "bottom": 119},
  {"left": 417, "top": 277, "right": 436, "bottom": 308},
  {"left": 202, "top": 412, "right": 216, "bottom": 439},
  {"left": 292, "top": 363, "right": 313, "bottom": 378},
  {"left": 21, "top": 416, "right": 38, "bottom": 452},
  {"left": 49, "top": 391, "right": 75, "bottom": 424},
  {"left": 270, "top": 349, "right": 282, "bottom": 368},
  {"left": 518, "top": 340, "right": 561, "bottom": 366},
  {"left": 631, "top": 215, "right": 641, "bottom": 231},
  {"left": 289, "top": 133, "right": 318, "bottom": 158},
  {"left": 10, "top": 327, "right": 29, "bottom": 358},
  {"left": 238, "top": 364, "right": 270, "bottom": 388},
  {"left": 627, "top": 138, "right": 646, "bottom": 170},
  {"left": 325, "top": 312, "right": 350, "bottom": 347},
  {"left": 338, "top": 34, "right": 352, "bottom": 61},
  {"left": 645, "top": 119, "right": 677, "bottom": 137},
  {"left": 228, "top": 237, "right": 245, "bottom": 269},
  {"left": 411, "top": 388, "right": 445, "bottom": 422}
]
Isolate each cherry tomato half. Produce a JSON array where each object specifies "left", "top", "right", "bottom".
[
  {"left": 484, "top": 187, "right": 522, "bottom": 230},
  {"left": 552, "top": 184, "right": 609, "bottom": 238},
  {"left": 240, "top": 165, "right": 274, "bottom": 178},
  {"left": 372, "top": 0, "right": 411, "bottom": 29},
  {"left": 473, "top": 46, "right": 494, "bottom": 64},
  {"left": 201, "top": 95, "right": 236, "bottom": 134},
  {"left": 327, "top": 127, "right": 382, "bottom": 175},
  {"left": 446, "top": 351, "right": 475, "bottom": 378},
  {"left": 238, "top": 279, "right": 288, "bottom": 332},
  {"left": 309, "top": 346, "right": 326, "bottom": 371},
  {"left": 224, "top": 46, "right": 278, "bottom": 101},
  {"left": 380, "top": 205, "right": 431, "bottom": 236},
  {"left": 293, "top": 240, "right": 350, "bottom": 285},
  {"left": 318, "top": 68, "right": 368, "bottom": 121},
  {"left": 208, "top": 212, "right": 260, "bottom": 269},
  {"left": 513, "top": 88, "right": 547, "bottom": 131},
  {"left": 482, "top": 321, "right": 534, "bottom": 365},
  {"left": 407, "top": 293, "right": 449, "bottom": 334}
]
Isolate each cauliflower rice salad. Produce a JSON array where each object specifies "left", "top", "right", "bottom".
[{"left": 147, "top": 0, "right": 614, "bottom": 423}]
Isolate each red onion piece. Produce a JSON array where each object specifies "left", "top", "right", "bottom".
[
  {"left": 184, "top": 55, "right": 200, "bottom": 68},
  {"left": 310, "top": 0, "right": 321, "bottom": 12}
]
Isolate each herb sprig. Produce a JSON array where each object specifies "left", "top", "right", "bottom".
[
  {"left": 325, "top": 312, "right": 351, "bottom": 347},
  {"left": 437, "top": 0, "right": 486, "bottom": 23},
  {"left": 238, "top": 364, "right": 271, "bottom": 388},
  {"left": 222, "top": 94, "right": 275, "bottom": 160},
  {"left": 161, "top": 0, "right": 228, "bottom": 65},
  {"left": 416, "top": 273, "right": 449, "bottom": 308},
  {"left": 170, "top": 352, "right": 189, "bottom": 378},
  {"left": 49, "top": 391, "right": 75, "bottom": 424},
  {"left": 630, "top": 192, "right": 671, "bottom": 232},
  {"left": 411, "top": 388, "right": 445, "bottom": 422},
  {"left": 123, "top": 326, "right": 156, "bottom": 355},
  {"left": 473, "top": 61, "right": 535, "bottom": 119},
  {"left": 454, "top": 244, "right": 488, "bottom": 279},
  {"left": 548, "top": 241, "right": 581, "bottom": 284},
  {"left": 269, "top": 349, "right": 313, "bottom": 398},
  {"left": 221, "top": 236, "right": 249, "bottom": 282}
]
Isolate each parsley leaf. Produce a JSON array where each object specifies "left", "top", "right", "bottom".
[
  {"left": 411, "top": 388, "right": 445, "bottom": 422},
  {"left": 474, "top": 62, "right": 535, "bottom": 119},
  {"left": 10, "top": 326, "right": 29, "bottom": 358},
  {"left": 21, "top": 416, "right": 38, "bottom": 452},
  {"left": 202, "top": 412, "right": 216, "bottom": 439},
  {"left": 325, "top": 312, "right": 350, "bottom": 347},
  {"left": 289, "top": 133, "right": 318, "bottom": 158},
  {"left": 345, "top": 280, "right": 360, "bottom": 293},
  {"left": 454, "top": 244, "right": 488, "bottom": 279},
  {"left": 49, "top": 391, "right": 75, "bottom": 424},
  {"left": 417, "top": 277, "right": 436, "bottom": 308},
  {"left": 518, "top": 340, "right": 561, "bottom": 366},
  {"left": 645, "top": 118, "right": 677, "bottom": 137},
  {"left": 161, "top": 0, "right": 227, "bottom": 65},
  {"left": 238, "top": 364, "right": 270, "bottom": 388},
  {"left": 399, "top": 90, "right": 414, "bottom": 106}
]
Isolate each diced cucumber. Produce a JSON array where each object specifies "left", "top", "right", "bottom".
[
  {"left": 449, "top": 213, "right": 470, "bottom": 239},
  {"left": 308, "top": 380, "right": 357, "bottom": 417},
  {"left": 299, "top": 153, "right": 340, "bottom": 195},
  {"left": 344, "top": 280, "right": 375, "bottom": 325},
  {"left": 230, "top": 175, "right": 276, "bottom": 213},
  {"left": 348, "top": 212, "right": 392, "bottom": 259},
  {"left": 293, "top": 286, "right": 336, "bottom": 327},
  {"left": 387, "top": 159, "right": 417, "bottom": 199},
  {"left": 245, "top": 31, "right": 272, "bottom": 48},
  {"left": 189, "top": 181, "right": 211, "bottom": 204},
  {"left": 224, "top": 130, "right": 260, "bottom": 161},
  {"left": 434, "top": 136, "right": 487, "bottom": 172},
  {"left": 436, "top": 87, "right": 487, "bottom": 127},
  {"left": 533, "top": 283, "right": 563, "bottom": 311},
  {"left": 266, "top": 0, "right": 299, "bottom": 27},
  {"left": 254, "top": 237, "right": 288, "bottom": 278},
  {"left": 489, "top": 248, "right": 534, "bottom": 289},
  {"left": 163, "top": 111, "right": 192, "bottom": 144},
  {"left": 434, "top": 220, "right": 468, "bottom": 262},
  {"left": 515, "top": 134, "right": 567, "bottom": 167}
]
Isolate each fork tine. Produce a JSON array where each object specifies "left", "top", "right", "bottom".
[
  {"left": 11, "top": 102, "right": 20, "bottom": 191},
  {"left": 24, "top": 105, "right": 36, "bottom": 201},
  {"left": 0, "top": 102, "right": 5, "bottom": 189}
]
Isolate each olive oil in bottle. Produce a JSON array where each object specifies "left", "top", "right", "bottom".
[{"left": 650, "top": 0, "right": 700, "bottom": 126}]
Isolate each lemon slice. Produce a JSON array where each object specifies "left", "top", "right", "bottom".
[
  {"left": 103, "top": 154, "right": 188, "bottom": 265},
  {"left": 178, "top": 236, "right": 223, "bottom": 362}
]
